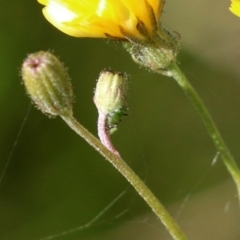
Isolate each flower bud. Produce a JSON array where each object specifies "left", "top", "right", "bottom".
[
  {"left": 21, "top": 51, "right": 73, "bottom": 117},
  {"left": 94, "top": 70, "right": 128, "bottom": 132}
]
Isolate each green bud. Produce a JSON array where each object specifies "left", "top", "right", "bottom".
[
  {"left": 94, "top": 70, "right": 128, "bottom": 133},
  {"left": 21, "top": 51, "right": 73, "bottom": 117}
]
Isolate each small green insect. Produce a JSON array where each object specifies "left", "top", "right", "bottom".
[{"left": 107, "top": 107, "right": 128, "bottom": 134}]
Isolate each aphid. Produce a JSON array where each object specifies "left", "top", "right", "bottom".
[{"left": 107, "top": 107, "right": 128, "bottom": 134}]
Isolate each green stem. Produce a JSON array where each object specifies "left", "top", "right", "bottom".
[
  {"left": 61, "top": 114, "right": 188, "bottom": 240},
  {"left": 167, "top": 62, "right": 240, "bottom": 199}
]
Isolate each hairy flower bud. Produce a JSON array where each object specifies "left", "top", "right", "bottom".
[
  {"left": 21, "top": 51, "right": 73, "bottom": 117},
  {"left": 94, "top": 70, "right": 128, "bottom": 132}
]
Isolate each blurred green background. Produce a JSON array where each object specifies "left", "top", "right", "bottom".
[{"left": 1, "top": 0, "right": 240, "bottom": 239}]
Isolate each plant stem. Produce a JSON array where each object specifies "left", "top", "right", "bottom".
[
  {"left": 97, "top": 111, "right": 120, "bottom": 156},
  {"left": 167, "top": 62, "right": 240, "bottom": 199},
  {"left": 61, "top": 113, "right": 188, "bottom": 240}
]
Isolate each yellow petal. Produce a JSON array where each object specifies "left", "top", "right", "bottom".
[
  {"left": 38, "top": 0, "right": 164, "bottom": 39},
  {"left": 230, "top": 0, "right": 240, "bottom": 17}
]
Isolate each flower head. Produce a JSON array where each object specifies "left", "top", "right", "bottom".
[
  {"left": 37, "top": 0, "right": 164, "bottom": 39},
  {"left": 230, "top": 0, "right": 240, "bottom": 17}
]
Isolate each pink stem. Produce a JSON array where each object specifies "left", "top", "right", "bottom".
[{"left": 97, "top": 112, "right": 120, "bottom": 157}]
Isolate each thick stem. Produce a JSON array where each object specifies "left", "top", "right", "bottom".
[
  {"left": 167, "top": 62, "right": 240, "bottom": 200},
  {"left": 61, "top": 114, "right": 188, "bottom": 240}
]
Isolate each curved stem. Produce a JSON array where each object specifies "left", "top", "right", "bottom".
[
  {"left": 97, "top": 111, "right": 120, "bottom": 156},
  {"left": 61, "top": 113, "right": 188, "bottom": 240},
  {"left": 167, "top": 62, "right": 240, "bottom": 200}
]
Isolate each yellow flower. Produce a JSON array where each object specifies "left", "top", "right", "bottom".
[
  {"left": 230, "top": 0, "right": 240, "bottom": 17},
  {"left": 37, "top": 0, "right": 164, "bottom": 39}
]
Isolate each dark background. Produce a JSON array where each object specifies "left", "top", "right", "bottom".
[{"left": 1, "top": 1, "right": 240, "bottom": 239}]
